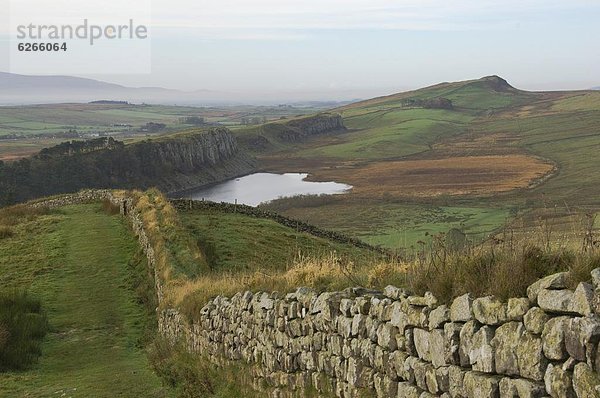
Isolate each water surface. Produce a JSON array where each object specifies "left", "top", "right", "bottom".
[{"left": 185, "top": 172, "right": 352, "bottom": 206}]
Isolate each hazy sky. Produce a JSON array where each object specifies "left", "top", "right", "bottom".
[{"left": 2, "top": 0, "right": 600, "bottom": 98}]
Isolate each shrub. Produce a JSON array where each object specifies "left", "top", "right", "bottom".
[
  {"left": 567, "top": 252, "right": 600, "bottom": 289},
  {"left": 100, "top": 199, "right": 120, "bottom": 215},
  {"left": 0, "top": 226, "right": 13, "bottom": 240},
  {"left": 367, "top": 261, "right": 407, "bottom": 288},
  {"left": 0, "top": 205, "right": 49, "bottom": 226},
  {"left": 0, "top": 290, "right": 49, "bottom": 371}
]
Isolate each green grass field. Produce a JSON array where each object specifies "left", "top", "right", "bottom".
[
  {"left": 0, "top": 204, "right": 173, "bottom": 397},
  {"left": 311, "top": 109, "right": 473, "bottom": 160},
  {"left": 180, "top": 206, "right": 380, "bottom": 273},
  {"left": 264, "top": 198, "right": 510, "bottom": 249},
  {"left": 0, "top": 103, "right": 326, "bottom": 137}
]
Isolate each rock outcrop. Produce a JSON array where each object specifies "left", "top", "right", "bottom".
[
  {"left": 236, "top": 113, "right": 347, "bottom": 152},
  {"left": 0, "top": 128, "right": 255, "bottom": 205},
  {"left": 281, "top": 113, "right": 346, "bottom": 141}
]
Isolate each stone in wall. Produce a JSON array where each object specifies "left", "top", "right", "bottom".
[
  {"left": 544, "top": 363, "right": 575, "bottom": 398},
  {"left": 527, "top": 272, "right": 569, "bottom": 304},
  {"left": 573, "top": 362, "right": 600, "bottom": 398},
  {"left": 473, "top": 296, "right": 509, "bottom": 326},
  {"left": 524, "top": 307, "right": 550, "bottom": 335},
  {"left": 515, "top": 332, "right": 547, "bottom": 382},
  {"left": 469, "top": 326, "right": 495, "bottom": 373},
  {"left": 492, "top": 321, "right": 523, "bottom": 376},
  {"left": 542, "top": 316, "right": 570, "bottom": 360},
  {"left": 565, "top": 316, "right": 600, "bottom": 362},
  {"left": 450, "top": 293, "right": 474, "bottom": 322},
  {"left": 499, "top": 377, "right": 546, "bottom": 398},
  {"left": 463, "top": 372, "right": 501, "bottom": 398}
]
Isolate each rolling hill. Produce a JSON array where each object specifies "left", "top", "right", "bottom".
[
  {"left": 2, "top": 74, "right": 599, "bottom": 250},
  {"left": 240, "top": 76, "right": 600, "bottom": 248}
]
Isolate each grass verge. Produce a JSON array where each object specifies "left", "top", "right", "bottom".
[{"left": 0, "top": 203, "right": 174, "bottom": 397}]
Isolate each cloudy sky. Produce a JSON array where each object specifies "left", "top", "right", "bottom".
[{"left": 2, "top": 0, "right": 599, "bottom": 98}]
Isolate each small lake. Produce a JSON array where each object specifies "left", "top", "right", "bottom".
[{"left": 183, "top": 173, "right": 352, "bottom": 206}]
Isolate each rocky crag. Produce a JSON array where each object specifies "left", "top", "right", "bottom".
[
  {"left": 0, "top": 128, "right": 255, "bottom": 205},
  {"left": 279, "top": 113, "right": 346, "bottom": 141},
  {"left": 236, "top": 113, "right": 347, "bottom": 152}
]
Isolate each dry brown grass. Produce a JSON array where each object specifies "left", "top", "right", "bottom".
[
  {"left": 0, "top": 204, "right": 50, "bottom": 226},
  {"left": 175, "top": 235, "right": 600, "bottom": 321},
  {"left": 430, "top": 132, "right": 519, "bottom": 156},
  {"left": 0, "top": 227, "right": 13, "bottom": 240},
  {"left": 405, "top": 232, "right": 600, "bottom": 303},
  {"left": 312, "top": 155, "right": 554, "bottom": 198},
  {"left": 123, "top": 189, "right": 209, "bottom": 308},
  {"left": 175, "top": 252, "right": 406, "bottom": 320}
]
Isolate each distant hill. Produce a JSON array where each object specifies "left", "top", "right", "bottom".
[
  {"left": 0, "top": 72, "right": 125, "bottom": 91},
  {"left": 0, "top": 72, "right": 199, "bottom": 105},
  {"left": 340, "top": 75, "right": 532, "bottom": 112},
  {"left": 0, "top": 72, "right": 367, "bottom": 106}
]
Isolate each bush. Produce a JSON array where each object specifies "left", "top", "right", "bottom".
[
  {"left": 100, "top": 199, "right": 120, "bottom": 215},
  {"left": 0, "top": 205, "right": 49, "bottom": 226},
  {"left": 0, "top": 226, "right": 13, "bottom": 240},
  {"left": 0, "top": 290, "right": 49, "bottom": 371}
]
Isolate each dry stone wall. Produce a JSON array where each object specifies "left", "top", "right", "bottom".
[
  {"left": 170, "top": 199, "right": 390, "bottom": 256},
  {"left": 28, "top": 191, "right": 600, "bottom": 397},
  {"left": 159, "top": 275, "right": 600, "bottom": 398}
]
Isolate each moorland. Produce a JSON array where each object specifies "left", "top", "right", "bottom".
[{"left": 1, "top": 75, "right": 600, "bottom": 396}]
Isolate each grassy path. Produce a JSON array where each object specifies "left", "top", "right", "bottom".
[{"left": 0, "top": 204, "right": 172, "bottom": 397}]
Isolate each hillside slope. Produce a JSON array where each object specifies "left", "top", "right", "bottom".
[
  {"left": 0, "top": 190, "right": 386, "bottom": 395},
  {"left": 250, "top": 76, "right": 600, "bottom": 248},
  {"left": 340, "top": 75, "right": 533, "bottom": 112}
]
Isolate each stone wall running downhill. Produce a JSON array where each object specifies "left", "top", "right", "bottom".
[
  {"left": 170, "top": 199, "right": 391, "bottom": 257},
  {"left": 28, "top": 191, "right": 600, "bottom": 397},
  {"left": 160, "top": 276, "right": 600, "bottom": 398}
]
